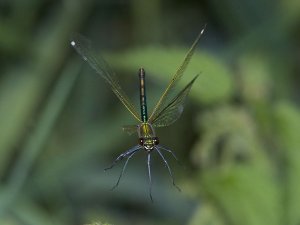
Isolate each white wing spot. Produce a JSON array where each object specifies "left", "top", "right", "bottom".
[
  {"left": 178, "top": 105, "right": 184, "bottom": 114},
  {"left": 71, "top": 41, "right": 76, "bottom": 46}
]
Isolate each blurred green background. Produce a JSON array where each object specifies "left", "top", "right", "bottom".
[{"left": 0, "top": 0, "right": 300, "bottom": 225}]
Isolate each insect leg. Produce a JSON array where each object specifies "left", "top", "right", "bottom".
[
  {"left": 147, "top": 153, "right": 153, "bottom": 202},
  {"left": 158, "top": 145, "right": 182, "bottom": 166},
  {"left": 110, "top": 149, "right": 140, "bottom": 190},
  {"left": 156, "top": 147, "right": 181, "bottom": 192},
  {"left": 104, "top": 145, "right": 141, "bottom": 171}
]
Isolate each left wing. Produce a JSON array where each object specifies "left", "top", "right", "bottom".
[
  {"left": 122, "top": 125, "right": 138, "bottom": 135},
  {"left": 70, "top": 34, "right": 142, "bottom": 122}
]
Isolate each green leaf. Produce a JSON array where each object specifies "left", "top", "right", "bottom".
[
  {"left": 109, "top": 46, "right": 234, "bottom": 104},
  {"left": 274, "top": 101, "right": 300, "bottom": 225}
]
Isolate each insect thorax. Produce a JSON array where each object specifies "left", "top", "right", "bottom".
[{"left": 137, "top": 123, "right": 159, "bottom": 151}]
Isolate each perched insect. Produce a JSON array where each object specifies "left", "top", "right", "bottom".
[{"left": 70, "top": 27, "right": 205, "bottom": 201}]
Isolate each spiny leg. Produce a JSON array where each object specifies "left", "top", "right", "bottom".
[
  {"left": 111, "top": 150, "right": 139, "bottom": 190},
  {"left": 159, "top": 145, "right": 182, "bottom": 166},
  {"left": 155, "top": 147, "right": 181, "bottom": 192},
  {"left": 147, "top": 153, "right": 153, "bottom": 202},
  {"left": 104, "top": 145, "right": 141, "bottom": 171}
]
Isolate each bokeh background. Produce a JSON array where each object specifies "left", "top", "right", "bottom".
[{"left": 1, "top": 0, "right": 300, "bottom": 225}]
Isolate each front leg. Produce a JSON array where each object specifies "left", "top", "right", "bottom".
[
  {"left": 110, "top": 150, "right": 140, "bottom": 190},
  {"left": 104, "top": 145, "right": 142, "bottom": 171}
]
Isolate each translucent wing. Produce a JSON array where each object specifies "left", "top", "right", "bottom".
[
  {"left": 152, "top": 75, "right": 199, "bottom": 127},
  {"left": 148, "top": 26, "right": 205, "bottom": 123},
  {"left": 122, "top": 125, "right": 138, "bottom": 135},
  {"left": 70, "top": 34, "right": 142, "bottom": 122}
]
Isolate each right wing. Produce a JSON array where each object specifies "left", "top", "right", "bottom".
[{"left": 148, "top": 26, "right": 205, "bottom": 124}]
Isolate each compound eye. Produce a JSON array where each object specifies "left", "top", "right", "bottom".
[
  {"left": 154, "top": 137, "right": 159, "bottom": 145},
  {"left": 139, "top": 138, "right": 144, "bottom": 146}
]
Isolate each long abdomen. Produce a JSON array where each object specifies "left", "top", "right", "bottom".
[{"left": 139, "top": 68, "right": 148, "bottom": 122}]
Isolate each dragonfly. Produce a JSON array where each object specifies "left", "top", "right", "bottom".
[{"left": 70, "top": 26, "right": 205, "bottom": 201}]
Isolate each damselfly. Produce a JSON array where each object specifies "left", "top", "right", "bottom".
[{"left": 70, "top": 27, "right": 205, "bottom": 201}]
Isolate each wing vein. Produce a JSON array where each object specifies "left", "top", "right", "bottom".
[
  {"left": 70, "top": 34, "right": 142, "bottom": 122},
  {"left": 148, "top": 26, "right": 205, "bottom": 123}
]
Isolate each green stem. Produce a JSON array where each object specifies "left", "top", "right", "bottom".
[{"left": 0, "top": 60, "right": 80, "bottom": 215}]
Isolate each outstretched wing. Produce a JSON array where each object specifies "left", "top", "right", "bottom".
[
  {"left": 122, "top": 125, "right": 138, "bottom": 135},
  {"left": 148, "top": 26, "right": 205, "bottom": 123},
  {"left": 151, "top": 75, "right": 199, "bottom": 127},
  {"left": 70, "top": 34, "right": 142, "bottom": 122}
]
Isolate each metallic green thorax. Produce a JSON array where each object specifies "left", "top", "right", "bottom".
[
  {"left": 138, "top": 123, "right": 156, "bottom": 138},
  {"left": 138, "top": 123, "right": 158, "bottom": 150},
  {"left": 139, "top": 68, "right": 148, "bottom": 122}
]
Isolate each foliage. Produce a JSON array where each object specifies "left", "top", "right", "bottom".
[{"left": 0, "top": 0, "right": 299, "bottom": 225}]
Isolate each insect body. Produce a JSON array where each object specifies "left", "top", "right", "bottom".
[
  {"left": 138, "top": 122, "right": 159, "bottom": 151},
  {"left": 70, "top": 26, "right": 205, "bottom": 201}
]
